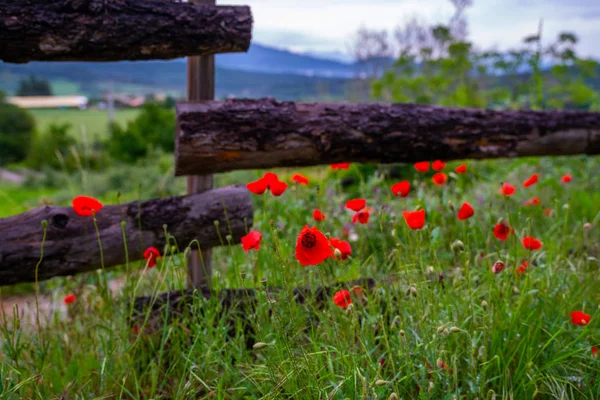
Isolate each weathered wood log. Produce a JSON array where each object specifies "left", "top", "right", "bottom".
[
  {"left": 130, "top": 278, "right": 377, "bottom": 346},
  {"left": 174, "top": 99, "right": 600, "bottom": 175},
  {"left": 0, "top": 0, "right": 252, "bottom": 63},
  {"left": 0, "top": 185, "right": 252, "bottom": 285}
]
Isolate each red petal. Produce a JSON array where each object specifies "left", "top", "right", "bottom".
[
  {"left": 432, "top": 173, "right": 448, "bottom": 186},
  {"left": 500, "top": 183, "right": 516, "bottom": 196},
  {"left": 523, "top": 173, "right": 539, "bottom": 188},
  {"left": 432, "top": 160, "right": 446, "bottom": 171},
  {"left": 313, "top": 209, "right": 326, "bottom": 221},
  {"left": 493, "top": 223, "right": 512, "bottom": 240},
  {"left": 414, "top": 161, "right": 429, "bottom": 172},
  {"left": 330, "top": 163, "right": 350, "bottom": 170},
  {"left": 291, "top": 173, "right": 309, "bottom": 185},
  {"left": 522, "top": 236, "right": 542, "bottom": 250},
  {"left": 241, "top": 231, "right": 262, "bottom": 252},
  {"left": 332, "top": 289, "right": 352, "bottom": 308},
  {"left": 246, "top": 179, "right": 268, "bottom": 194},
  {"left": 455, "top": 164, "right": 467, "bottom": 174},
  {"left": 269, "top": 180, "right": 288, "bottom": 196},
  {"left": 457, "top": 202, "right": 474, "bottom": 220},
  {"left": 345, "top": 198, "right": 366, "bottom": 212},
  {"left": 391, "top": 181, "right": 410, "bottom": 197},
  {"left": 295, "top": 226, "right": 332, "bottom": 266},
  {"left": 72, "top": 196, "right": 103, "bottom": 217},
  {"left": 402, "top": 209, "right": 425, "bottom": 230}
]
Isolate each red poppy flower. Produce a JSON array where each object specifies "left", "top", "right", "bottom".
[
  {"left": 291, "top": 173, "right": 309, "bottom": 185},
  {"left": 247, "top": 172, "right": 288, "bottom": 196},
  {"left": 522, "top": 236, "right": 543, "bottom": 251},
  {"left": 330, "top": 238, "right": 352, "bottom": 260},
  {"left": 241, "top": 231, "right": 262, "bottom": 252},
  {"left": 499, "top": 183, "right": 516, "bottom": 196},
  {"left": 330, "top": 163, "right": 350, "bottom": 170},
  {"left": 295, "top": 226, "right": 332, "bottom": 266},
  {"left": 72, "top": 196, "right": 103, "bottom": 217},
  {"left": 402, "top": 209, "right": 425, "bottom": 230},
  {"left": 432, "top": 160, "right": 446, "bottom": 171},
  {"left": 544, "top": 208, "right": 553, "bottom": 216},
  {"left": 269, "top": 180, "right": 288, "bottom": 196},
  {"left": 414, "top": 161, "right": 429, "bottom": 172},
  {"left": 432, "top": 173, "right": 448, "bottom": 186},
  {"left": 561, "top": 174, "right": 572, "bottom": 183},
  {"left": 391, "top": 181, "right": 410, "bottom": 197},
  {"left": 313, "top": 209, "right": 326, "bottom": 222},
  {"left": 63, "top": 294, "right": 76, "bottom": 304},
  {"left": 457, "top": 202, "right": 474, "bottom": 220},
  {"left": 246, "top": 179, "right": 268, "bottom": 194},
  {"left": 345, "top": 198, "right": 366, "bottom": 212},
  {"left": 455, "top": 164, "right": 467, "bottom": 174},
  {"left": 571, "top": 311, "right": 591, "bottom": 326},
  {"left": 492, "top": 260, "right": 505, "bottom": 274},
  {"left": 516, "top": 260, "right": 529, "bottom": 274},
  {"left": 523, "top": 173, "right": 539, "bottom": 187},
  {"left": 352, "top": 210, "right": 370, "bottom": 224},
  {"left": 593, "top": 346, "right": 598, "bottom": 357},
  {"left": 524, "top": 197, "right": 541, "bottom": 206},
  {"left": 493, "top": 222, "right": 512, "bottom": 240},
  {"left": 332, "top": 289, "right": 352, "bottom": 309},
  {"left": 143, "top": 247, "right": 161, "bottom": 268}
]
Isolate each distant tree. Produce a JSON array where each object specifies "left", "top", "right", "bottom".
[
  {"left": 16, "top": 75, "right": 53, "bottom": 96},
  {"left": 0, "top": 90, "right": 36, "bottom": 165}
]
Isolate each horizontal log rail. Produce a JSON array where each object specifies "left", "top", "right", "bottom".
[
  {"left": 174, "top": 99, "right": 600, "bottom": 175},
  {"left": 0, "top": 185, "right": 252, "bottom": 285},
  {"left": 0, "top": 0, "right": 252, "bottom": 63}
]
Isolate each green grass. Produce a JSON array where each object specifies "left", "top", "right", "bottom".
[
  {"left": 31, "top": 108, "right": 140, "bottom": 140},
  {"left": 0, "top": 156, "right": 599, "bottom": 399}
]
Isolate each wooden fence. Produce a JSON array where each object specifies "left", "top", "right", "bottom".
[{"left": 0, "top": 0, "right": 598, "bottom": 287}]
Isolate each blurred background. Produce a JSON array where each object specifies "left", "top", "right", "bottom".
[{"left": 1, "top": 0, "right": 599, "bottom": 217}]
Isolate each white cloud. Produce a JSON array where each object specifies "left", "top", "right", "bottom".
[{"left": 221, "top": 0, "right": 600, "bottom": 59}]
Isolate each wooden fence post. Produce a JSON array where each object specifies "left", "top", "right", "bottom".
[{"left": 186, "top": 0, "right": 216, "bottom": 289}]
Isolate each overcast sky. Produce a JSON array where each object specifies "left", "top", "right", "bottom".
[{"left": 220, "top": 0, "right": 600, "bottom": 60}]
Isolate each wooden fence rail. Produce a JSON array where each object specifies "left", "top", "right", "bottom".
[
  {"left": 0, "top": 0, "right": 252, "bottom": 63},
  {"left": 174, "top": 98, "right": 600, "bottom": 175},
  {"left": 0, "top": 186, "right": 252, "bottom": 285}
]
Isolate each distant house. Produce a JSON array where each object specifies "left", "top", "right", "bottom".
[{"left": 7, "top": 95, "right": 88, "bottom": 109}]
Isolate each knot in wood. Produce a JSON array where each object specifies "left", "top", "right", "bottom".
[{"left": 51, "top": 213, "right": 69, "bottom": 229}]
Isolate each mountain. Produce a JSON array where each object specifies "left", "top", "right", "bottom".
[
  {"left": 216, "top": 43, "right": 357, "bottom": 78},
  {"left": 0, "top": 59, "right": 354, "bottom": 100}
]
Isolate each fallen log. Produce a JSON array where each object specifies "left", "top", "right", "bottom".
[
  {"left": 130, "top": 278, "right": 377, "bottom": 345},
  {"left": 174, "top": 99, "right": 600, "bottom": 175},
  {"left": 0, "top": 185, "right": 252, "bottom": 285},
  {"left": 0, "top": 0, "right": 252, "bottom": 63}
]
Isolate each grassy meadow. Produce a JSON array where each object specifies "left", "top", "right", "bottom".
[
  {"left": 31, "top": 108, "right": 139, "bottom": 140},
  {"left": 0, "top": 152, "right": 599, "bottom": 399}
]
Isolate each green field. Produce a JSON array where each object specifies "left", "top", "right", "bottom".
[{"left": 31, "top": 108, "right": 140, "bottom": 140}]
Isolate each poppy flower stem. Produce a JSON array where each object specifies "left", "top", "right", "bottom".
[
  {"left": 34, "top": 220, "right": 48, "bottom": 351},
  {"left": 92, "top": 211, "right": 108, "bottom": 299}
]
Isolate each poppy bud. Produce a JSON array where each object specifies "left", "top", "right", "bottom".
[
  {"left": 450, "top": 326, "right": 461, "bottom": 333},
  {"left": 240, "top": 270, "right": 246, "bottom": 277},
  {"left": 481, "top": 300, "right": 488, "bottom": 310},
  {"left": 120, "top": 221, "right": 126, "bottom": 228},
  {"left": 389, "top": 394, "right": 400, "bottom": 400},
  {"left": 213, "top": 220, "right": 220, "bottom": 227},
  {"left": 391, "top": 316, "right": 400, "bottom": 328},
  {"left": 436, "top": 358, "right": 445, "bottom": 368},
  {"left": 252, "top": 342, "right": 268, "bottom": 350},
  {"left": 409, "top": 286, "right": 418, "bottom": 297},
  {"left": 437, "top": 326, "right": 445, "bottom": 334},
  {"left": 260, "top": 277, "right": 268, "bottom": 285},
  {"left": 451, "top": 240, "right": 464, "bottom": 252},
  {"left": 225, "top": 234, "right": 233, "bottom": 243},
  {"left": 41, "top": 219, "right": 48, "bottom": 229},
  {"left": 334, "top": 248, "right": 343, "bottom": 259},
  {"left": 513, "top": 286, "right": 520, "bottom": 295},
  {"left": 427, "top": 266, "right": 435, "bottom": 274},
  {"left": 375, "top": 380, "right": 390, "bottom": 386},
  {"left": 399, "top": 329, "right": 405, "bottom": 337},
  {"left": 583, "top": 222, "right": 593, "bottom": 230},
  {"left": 447, "top": 200, "right": 455, "bottom": 211},
  {"left": 442, "top": 328, "right": 450, "bottom": 335}
]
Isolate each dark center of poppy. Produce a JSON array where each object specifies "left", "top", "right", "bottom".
[{"left": 301, "top": 232, "right": 317, "bottom": 248}]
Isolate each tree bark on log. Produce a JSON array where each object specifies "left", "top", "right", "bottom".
[
  {"left": 0, "top": 0, "right": 252, "bottom": 63},
  {"left": 174, "top": 99, "right": 600, "bottom": 175},
  {"left": 0, "top": 185, "right": 252, "bottom": 285}
]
